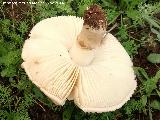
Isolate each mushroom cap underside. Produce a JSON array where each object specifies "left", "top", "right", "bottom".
[{"left": 22, "top": 16, "right": 137, "bottom": 112}]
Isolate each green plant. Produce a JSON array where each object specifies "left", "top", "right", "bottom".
[
  {"left": 122, "top": 67, "right": 160, "bottom": 119},
  {"left": 117, "top": 24, "right": 140, "bottom": 57},
  {"left": 122, "top": 39, "right": 140, "bottom": 57},
  {"left": 147, "top": 53, "right": 160, "bottom": 63}
]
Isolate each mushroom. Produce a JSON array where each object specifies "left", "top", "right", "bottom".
[{"left": 21, "top": 5, "right": 137, "bottom": 112}]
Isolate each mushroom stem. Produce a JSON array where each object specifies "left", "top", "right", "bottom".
[
  {"left": 77, "top": 25, "right": 106, "bottom": 49},
  {"left": 69, "top": 4, "right": 107, "bottom": 65}
]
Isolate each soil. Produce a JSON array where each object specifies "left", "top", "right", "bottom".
[
  {"left": 29, "top": 104, "right": 62, "bottom": 120},
  {"left": 153, "top": 111, "right": 160, "bottom": 120},
  {"left": 3, "top": 0, "right": 30, "bottom": 21},
  {"left": 133, "top": 47, "right": 160, "bottom": 76},
  {"left": 129, "top": 13, "right": 160, "bottom": 120}
]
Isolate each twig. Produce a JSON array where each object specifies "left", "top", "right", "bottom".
[
  {"left": 103, "top": 23, "right": 118, "bottom": 39},
  {"left": 128, "top": 35, "right": 142, "bottom": 42},
  {"left": 11, "top": 0, "right": 15, "bottom": 28},
  {"left": 34, "top": 99, "right": 46, "bottom": 112},
  {"left": 148, "top": 99, "right": 153, "bottom": 120},
  {"left": 24, "top": 90, "right": 47, "bottom": 112},
  {"left": 107, "top": 23, "right": 118, "bottom": 34}
]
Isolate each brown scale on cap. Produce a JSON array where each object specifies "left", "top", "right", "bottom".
[{"left": 83, "top": 4, "right": 106, "bottom": 30}]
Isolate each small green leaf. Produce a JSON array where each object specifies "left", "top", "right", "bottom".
[
  {"left": 147, "top": 53, "right": 160, "bottom": 63},
  {"left": 150, "top": 100, "right": 160, "bottom": 110},
  {"left": 141, "top": 95, "right": 147, "bottom": 106},
  {"left": 78, "top": 4, "right": 88, "bottom": 16},
  {"left": 151, "top": 28, "right": 160, "bottom": 41},
  {"left": 134, "top": 67, "right": 149, "bottom": 80},
  {"left": 143, "top": 15, "right": 160, "bottom": 29},
  {"left": 32, "top": 86, "right": 44, "bottom": 99},
  {"left": 117, "top": 25, "right": 128, "bottom": 40},
  {"left": 63, "top": 104, "right": 74, "bottom": 120},
  {"left": 122, "top": 40, "right": 140, "bottom": 56},
  {"left": 17, "top": 21, "right": 28, "bottom": 35},
  {"left": 1, "top": 66, "right": 17, "bottom": 77},
  {"left": 156, "top": 89, "right": 160, "bottom": 97},
  {"left": 143, "top": 78, "right": 157, "bottom": 95}
]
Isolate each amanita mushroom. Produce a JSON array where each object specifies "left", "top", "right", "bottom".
[{"left": 21, "top": 5, "right": 137, "bottom": 112}]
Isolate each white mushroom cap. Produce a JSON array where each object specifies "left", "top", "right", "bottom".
[
  {"left": 72, "top": 33, "right": 137, "bottom": 112},
  {"left": 22, "top": 37, "right": 79, "bottom": 105},
  {"left": 21, "top": 16, "right": 137, "bottom": 112},
  {"left": 29, "top": 16, "right": 83, "bottom": 49}
]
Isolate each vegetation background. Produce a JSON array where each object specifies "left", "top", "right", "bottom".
[{"left": 0, "top": 0, "right": 160, "bottom": 120}]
